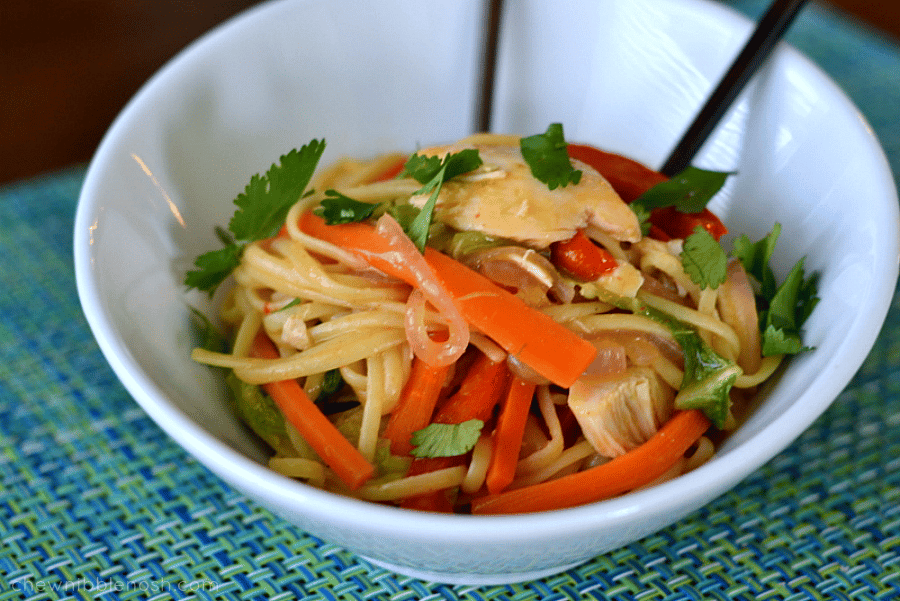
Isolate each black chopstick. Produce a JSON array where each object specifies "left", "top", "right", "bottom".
[
  {"left": 659, "top": 0, "right": 809, "bottom": 177},
  {"left": 474, "top": 0, "right": 505, "bottom": 133}
]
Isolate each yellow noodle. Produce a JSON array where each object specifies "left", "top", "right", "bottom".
[
  {"left": 358, "top": 354, "right": 386, "bottom": 461},
  {"left": 239, "top": 243, "right": 407, "bottom": 308},
  {"left": 461, "top": 436, "right": 493, "bottom": 494},
  {"left": 284, "top": 200, "right": 371, "bottom": 270},
  {"left": 269, "top": 457, "right": 326, "bottom": 488},
  {"left": 584, "top": 225, "right": 630, "bottom": 262},
  {"left": 356, "top": 466, "right": 467, "bottom": 501},
  {"left": 684, "top": 436, "right": 715, "bottom": 472},
  {"left": 457, "top": 132, "right": 521, "bottom": 146},
  {"left": 231, "top": 311, "right": 262, "bottom": 359},
  {"left": 636, "top": 457, "right": 686, "bottom": 490},
  {"left": 735, "top": 355, "right": 783, "bottom": 388},
  {"left": 511, "top": 440, "right": 597, "bottom": 488},
  {"left": 515, "top": 385, "right": 565, "bottom": 475},
  {"left": 331, "top": 179, "right": 422, "bottom": 202},
  {"left": 651, "top": 356, "right": 685, "bottom": 390},
  {"left": 194, "top": 328, "right": 407, "bottom": 383},
  {"left": 340, "top": 359, "right": 368, "bottom": 403},
  {"left": 539, "top": 301, "right": 614, "bottom": 324},
  {"left": 307, "top": 310, "right": 405, "bottom": 343},
  {"left": 637, "top": 290, "right": 740, "bottom": 351},
  {"left": 379, "top": 343, "right": 411, "bottom": 415},
  {"left": 574, "top": 313, "right": 675, "bottom": 342},
  {"left": 303, "top": 371, "right": 324, "bottom": 399}
]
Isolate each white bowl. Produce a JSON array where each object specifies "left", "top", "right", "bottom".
[{"left": 73, "top": 0, "right": 899, "bottom": 585}]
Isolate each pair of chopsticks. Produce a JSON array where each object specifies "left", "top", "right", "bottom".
[{"left": 474, "top": 0, "right": 808, "bottom": 176}]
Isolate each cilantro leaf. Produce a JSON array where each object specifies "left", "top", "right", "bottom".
[
  {"left": 731, "top": 224, "right": 819, "bottom": 357},
  {"left": 401, "top": 148, "right": 482, "bottom": 184},
  {"left": 681, "top": 226, "right": 728, "bottom": 289},
  {"left": 396, "top": 148, "right": 482, "bottom": 252},
  {"left": 761, "top": 324, "right": 803, "bottom": 356},
  {"left": 230, "top": 142, "right": 326, "bottom": 240},
  {"left": 759, "top": 256, "right": 819, "bottom": 356},
  {"left": 632, "top": 166, "right": 732, "bottom": 214},
  {"left": 731, "top": 223, "right": 780, "bottom": 300},
  {"left": 185, "top": 140, "right": 327, "bottom": 295},
  {"left": 184, "top": 244, "right": 243, "bottom": 293},
  {"left": 406, "top": 172, "right": 443, "bottom": 252},
  {"left": 315, "top": 190, "right": 379, "bottom": 224},
  {"left": 670, "top": 321, "right": 740, "bottom": 428},
  {"left": 409, "top": 419, "right": 484, "bottom": 458},
  {"left": 520, "top": 123, "right": 583, "bottom": 190}
]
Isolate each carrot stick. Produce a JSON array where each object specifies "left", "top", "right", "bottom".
[
  {"left": 395, "top": 354, "right": 509, "bottom": 510},
  {"left": 485, "top": 377, "right": 537, "bottom": 495},
  {"left": 470, "top": 409, "right": 711, "bottom": 514},
  {"left": 297, "top": 212, "right": 597, "bottom": 388},
  {"left": 433, "top": 352, "right": 509, "bottom": 424},
  {"left": 424, "top": 250, "right": 595, "bottom": 388},
  {"left": 250, "top": 332, "right": 375, "bottom": 489},
  {"left": 382, "top": 357, "right": 451, "bottom": 456}
]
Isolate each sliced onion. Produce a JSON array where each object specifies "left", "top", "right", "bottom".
[
  {"left": 583, "top": 338, "right": 628, "bottom": 376},
  {"left": 375, "top": 214, "right": 469, "bottom": 366},
  {"left": 718, "top": 259, "right": 762, "bottom": 374},
  {"left": 507, "top": 354, "right": 552, "bottom": 385}
]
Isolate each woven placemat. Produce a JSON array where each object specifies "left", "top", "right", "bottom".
[{"left": 2, "top": 1, "right": 899, "bottom": 599}]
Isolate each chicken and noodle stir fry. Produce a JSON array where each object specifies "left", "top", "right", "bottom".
[{"left": 187, "top": 125, "right": 817, "bottom": 514}]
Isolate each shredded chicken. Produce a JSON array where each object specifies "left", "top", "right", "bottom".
[
  {"left": 567, "top": 366, "right": 674, "bottom": 457},
  {"left": 412, "top": 142, "right": 641, "bottom": 248}
]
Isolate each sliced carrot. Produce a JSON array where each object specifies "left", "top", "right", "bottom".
[
  {"left": 382, "top": 357, "right": 451, "bottom": 456},
  {"left": 250, "top": 332, "right": 375, "bottom": 489},
  {"left": 470, "top": 409, "right": 711, "bottom": 514},
  {"left": 484, "top": 377, "right": 537, "bottom": 495},
  {"left": 395, "top": 355, "right": 509, "bottom": 509},
  {"left": 551, "top": 229, "right": 618, "bottom": 280},
  {"left": 298, "top": 211, "right": 597, "bottom": 387},
  {"left": 433, "top": 352, "right": 509, "bottom": 424},
  {"left": 424, "top": 250, "right": 594, "bottom": 388}
]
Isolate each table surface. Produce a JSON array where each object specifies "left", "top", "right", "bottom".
[{"left": 2, "top": 1, "right": 899, "bottom": 599}]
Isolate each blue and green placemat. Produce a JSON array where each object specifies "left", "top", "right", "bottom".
[{"left": 2, "top": 1, "right": 899, "bottom": 598}]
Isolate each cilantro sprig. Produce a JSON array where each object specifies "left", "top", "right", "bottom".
[
  {"left": 185, "top": 141, "right": 327, "bottom": 294},
  {"left": 732, "top": 224, "right": 819, "bottom": 356},
  {"left": 632, "top": 166, "right": 732, "bottom": 217},
  {"left": 314, "top": 148, "right": 482, "bottom": 252},
  {"left": 520, "top": 123, "right": 582, "bottom": 190},
  {"left": 681, "top": 226, "right": 729, "bottom": 289}
]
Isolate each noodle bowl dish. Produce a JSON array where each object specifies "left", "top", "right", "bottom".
[{"left": 74, "top": 0, "right": 899, "bottom": 585}]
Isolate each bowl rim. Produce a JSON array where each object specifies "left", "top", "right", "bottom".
[{"left": 73, "top": 0, "right": 900, "bottom": 546}]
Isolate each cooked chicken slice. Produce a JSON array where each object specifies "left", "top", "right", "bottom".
[
  {"left": 411, "top": 142, "right": 641, "bottom": 248},
  {"left": 567, "top": 366, "right": 674, "bottom": 458}
]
